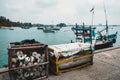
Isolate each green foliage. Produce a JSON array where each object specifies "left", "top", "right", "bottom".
[
  {"left": 0, "top": 16, "right": 33, "bottom": 27},
  {"left": 0, "top": 16, "right": 12, "bottom": 27},
  {"left": 33, "top": 24, "right": 44, "bottom": 27},
  {"left": 0, "top": 16, "right": 67, "bottom": 28},
  {"left": 56, "top": 23, "right": 66, "bottom": 27}
]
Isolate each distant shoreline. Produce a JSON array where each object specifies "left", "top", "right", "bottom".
[{"left": 0, "top": 26, "right": 18, "bottom": 28}]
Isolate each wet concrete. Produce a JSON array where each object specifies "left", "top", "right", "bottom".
[{"left": 45, "top": 48, "right": 120, "bottom": 80}]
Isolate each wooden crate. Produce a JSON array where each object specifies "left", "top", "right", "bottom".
[
  {"left": 8, "top": 40, "right": 49, "bottom": 80},
  {"left": 48, "top": 43, "right": 94, "bottom": 75}
]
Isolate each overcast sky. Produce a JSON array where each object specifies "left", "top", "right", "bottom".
[{"left": 0, "top": 0, "right": 120, "bottom": 25}]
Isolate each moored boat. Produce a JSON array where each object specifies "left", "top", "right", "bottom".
[
  {"left": 72, "top": 23, "right": 117, "bottom": 50},
  {"left": 72, "top": 3, "right": 118, "bottom": 50},
  {"left": 42, "top": 25, "right": 55, "bottom": 33},
  {"left": 52, "top": 26, "right": 61, "bottom": 30},
  {"left": 37, "top": 26, "right": 44, "bottom": 30}
]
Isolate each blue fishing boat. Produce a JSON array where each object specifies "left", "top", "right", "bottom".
[
  {"left": 72, "top": 3, "right": 117, "bottom": 50},
  {"left": 72, "top": 24, "right": 117, "bottom": 50}
]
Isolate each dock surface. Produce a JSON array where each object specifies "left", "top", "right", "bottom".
[
  {"left": 0, "top": 47, "right": 120, "bottom": 80},
  {"left": 45, "top": 47, "right": 120, "bottom": 80}
]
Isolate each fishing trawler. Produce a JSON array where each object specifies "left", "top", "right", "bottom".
[
  {"left": 72, "top": 4, "right": 117, "bottom": 50},
  {"left": 72, "top": 24, "right": 117, "bottom": 50}
]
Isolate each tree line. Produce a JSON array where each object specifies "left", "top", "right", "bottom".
[
  {"left": 0, "top": 16, "right": 66, "bottom": 27},
  {"left": 0, "top": 16, "right": 33, "bottom": 27}
]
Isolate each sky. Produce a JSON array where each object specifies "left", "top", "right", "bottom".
[{"left": 0, "top": 0, "right": 120, "bottom": 25}]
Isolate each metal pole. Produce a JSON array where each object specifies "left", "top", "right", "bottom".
[
  {"left": 92, "top": 11, "right": 94, "bottom": 27},
  {"left": 91, "top": 7, "right": 94, "bottom": 45},
  {"left": 90, "top": 26, "right": 92, "bottom": 44},
  {"left": 103, "top": 2, "right": 108, "bottom": 34},
  {"left": 83, "top": 23, "right": 85, "bottom": 43}
]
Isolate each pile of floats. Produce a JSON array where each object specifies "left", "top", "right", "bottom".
[{"left": 7, "top": 39, "right": 94, "bottom": 80}]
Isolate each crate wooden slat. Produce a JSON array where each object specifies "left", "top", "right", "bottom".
[
  {"left": 8, "top": 41, "right": 49, "bottom": 80},
  {"left": 48, "top": 43, "right": 94, "bottom": 75}
]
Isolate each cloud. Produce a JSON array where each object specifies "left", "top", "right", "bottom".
[{"left": 0, "top": 0, "right": 120, "bottom": 24}]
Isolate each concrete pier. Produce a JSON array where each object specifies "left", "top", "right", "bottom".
[
  {"left": 0, "top": 47, "right": 120, "bottom": 80},
  {"left": 45, "top": 47, "right": 120, "bottom": 80}
]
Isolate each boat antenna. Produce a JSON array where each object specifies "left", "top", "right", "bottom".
[{"left": 103, "top": 2, "right": 108, "bottom": 34}]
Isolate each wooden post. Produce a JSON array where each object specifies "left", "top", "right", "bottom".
[
  {"left": 56, "top": 56, "right": 59, "bottom": 74},
  {"left": 45, "top": 45, "right": 49, "bottom": 77},
  {"left": 75, "top": 23, "right": 78, "bottom": 42},
  {"left": 90, "top": 26, "right": 93, "bottom": 65},
  {"left": 8, "top": 49, "right": 12, "bottom": 80}
]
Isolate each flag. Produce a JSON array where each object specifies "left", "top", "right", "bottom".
[{"left": 90, "top": 7, "right": 94, "bottom": 12}]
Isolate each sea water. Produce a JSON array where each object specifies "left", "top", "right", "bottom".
[{"left": 0, "top": 26, "right": 120, "bottom": 68}]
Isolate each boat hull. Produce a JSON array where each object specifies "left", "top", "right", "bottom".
[
  {"left": 95, "top": 40, "right": 114, "bottom": 50},
  {"left": 43, "top": 30, "right": 55, "bottom": 33}
]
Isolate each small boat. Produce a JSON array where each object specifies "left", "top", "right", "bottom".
[
  {"left": 43, "top": 25, "right": 55, "bottom": 33},
  {"left": 43, "top": 29, "right": 55, "bottom": 33},
  {"left": 37, "top": 27, "right": 41, "bottom": 29},
  {"left": 52, "top": 26, "right": 61, "bottom": 30},
  {"left": 9, "top": 28, "right": 14, "bottom": 30},
  {"left": 37, "top": 26, "right": 44, "bottom": 30},
  {"left": 21, "top": 26, "right": 30, "bottom": 29}
]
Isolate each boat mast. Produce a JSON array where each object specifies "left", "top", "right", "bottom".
[
  {"left": 90, "top": 6, "right": 94, "bottom": 44},
  {"left": 103, "top": 2, "right": 108, "bottom": 34}
]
